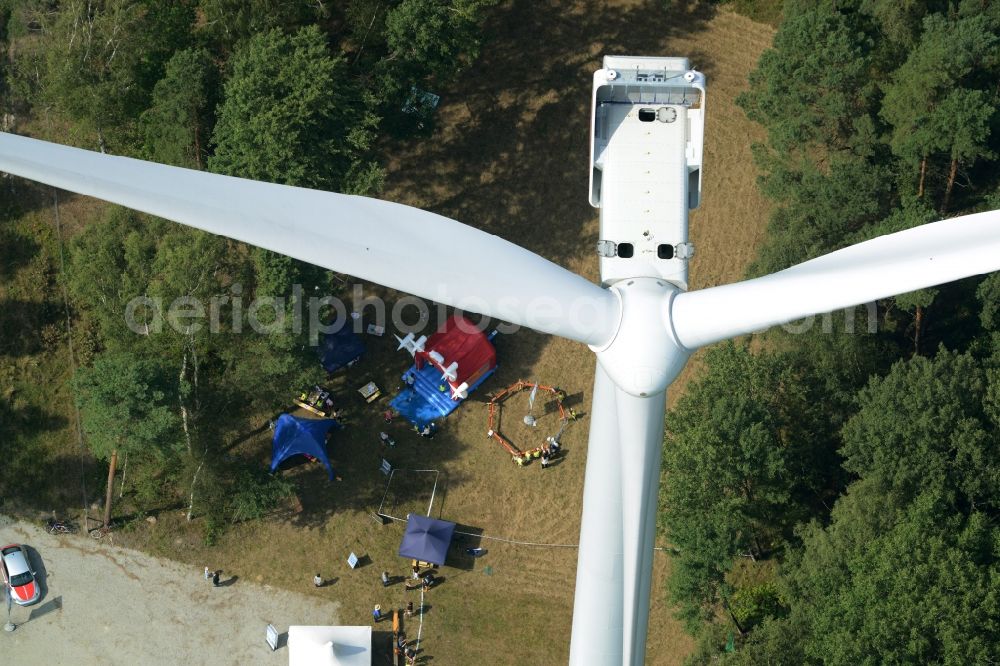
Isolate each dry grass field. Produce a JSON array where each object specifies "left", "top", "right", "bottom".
[{"left": 3, "top": 2, "right": 775, "bottom": 664}]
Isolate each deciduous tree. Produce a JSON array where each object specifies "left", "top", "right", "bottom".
[
  {"left": 73, "top": 351, "right": 180, "bottom": 526},
  {"left": 662, "top": 343, "right": 837, "bottom": 628}
]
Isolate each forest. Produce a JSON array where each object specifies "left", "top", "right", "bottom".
[
  {"left": 1, "top": 0, "right": 999, "bottom": 663},
  {"left": 662, "top": 1, "right": 1000, "bottom": 663}
]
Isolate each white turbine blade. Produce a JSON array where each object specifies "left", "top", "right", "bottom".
[
  {"left": 671, "top": 209, "right": 1000, "bottom": 349},
  {"left": 0, "top": 132, "right": 619, "bottom": 346},
  {"left": 570, "top": 362, "right": 624, "bottom": 665},
  {"left": 614, "top": 385, "right": 667, "bottom": 666}
]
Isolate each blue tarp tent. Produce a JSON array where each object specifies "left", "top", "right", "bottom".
[
  {"left": 398, "top": 513, "right": 456, "bottom": 566},
  {"left": 270, "top": 414, "right": 340, "bottom": 480},
  {"left": 318, "top": 326, "right": 365, "bottom": 373}
]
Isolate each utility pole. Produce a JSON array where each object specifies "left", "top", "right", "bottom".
[
  {"left": 103, "top": 449, "right": 118, "bottom": 529},
  {"left": 4, "top": 585, "right": 15, "bottom": 632}
]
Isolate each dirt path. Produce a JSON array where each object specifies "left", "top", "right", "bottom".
[{"left": 0, "top": 516, "right": 343, "bottom": 665}]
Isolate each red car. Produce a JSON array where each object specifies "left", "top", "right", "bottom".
[{"left": 1, "top": 544, "right": 40, "bottom": 606}]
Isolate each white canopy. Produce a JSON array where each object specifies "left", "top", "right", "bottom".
[{"left": 287, "top": 625, "right": 372, "bottom": 666}]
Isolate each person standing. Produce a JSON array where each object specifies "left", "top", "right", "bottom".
[
  {"left": 314, "top": 573, "right": 323, "bottom": 588},
  {"left": 204, "top": 566, "right": 211, "bottom": 581},
  {"left": 212, "top": 570, "right": 220, "bottom": 587},
  {"left": 372, "top": 605, "right": 383, "bottom": 622},
  {"left": 405, "top": 601, "right": 414, "bottom": 617},
  {"left": 381, "top": 570, "right": 390, "bottom": 587}
]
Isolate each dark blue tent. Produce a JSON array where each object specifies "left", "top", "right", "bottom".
[
  {"left": 318, "top": 326, "right": 365, "bottom": 373},
  {"left": 398, "top": 513, "right": 456, "bottom": 566},
  {"left": 270, "top": 414, "right": 340, "bottom": 480}
]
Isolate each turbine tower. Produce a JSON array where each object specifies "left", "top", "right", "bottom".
[{"left": 4, "top": 55, "right": 1000, "bottom": 665}]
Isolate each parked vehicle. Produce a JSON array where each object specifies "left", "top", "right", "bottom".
[{"left": 1, "top": 544, "right": 40, "bottom": 605}]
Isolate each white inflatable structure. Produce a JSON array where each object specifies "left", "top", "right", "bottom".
[
  {"left": 395, "top": 332, "right": 427, "bottom": 356},
  {"left": 4, "top": 55, "right": 1000, "bottom": 664}
]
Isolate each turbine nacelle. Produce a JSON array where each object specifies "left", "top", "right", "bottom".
[{"left": 591, "top": 278, "right": 689, "bottom": 397}]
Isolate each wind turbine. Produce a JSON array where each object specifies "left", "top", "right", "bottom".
[{"left": 4, "top": 55, "right": 1000, "bottom": 664}]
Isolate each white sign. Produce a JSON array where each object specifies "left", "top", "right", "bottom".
[
  {"left": 266, "top": 623, "right": 278, "bottom": 651},
  {"left": 380, "top": 458, "right": 392, "bottom": 476},
  {"left": 347, "top": 552, "right": 359, "bottom": 569}
]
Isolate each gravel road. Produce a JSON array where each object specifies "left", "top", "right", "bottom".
[{"left": 0, "top": 516, "right": 343, "bottom": 665}]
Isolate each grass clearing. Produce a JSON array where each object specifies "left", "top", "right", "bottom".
[{"left": 1, "top": 3, "right": 775, "bottom": 663}]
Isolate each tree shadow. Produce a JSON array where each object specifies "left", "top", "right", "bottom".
[
  {"left": 0, "top": 417, "right": 81, "bottom": 512},
  {"left": 0, "top": 177, "right": 65, "bottom": 248},
  {"left": 0, "top": 301, "right": 62, "bottom": 358},
  {"left": 0, "top": 226, "right": 41, "bottom": 282}
]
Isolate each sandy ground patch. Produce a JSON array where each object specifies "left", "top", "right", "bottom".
[{"left": 0, "top": 516, "right": 344, "bottom": 666}]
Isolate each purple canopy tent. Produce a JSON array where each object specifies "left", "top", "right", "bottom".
[{"left": 397, "top": 513, "right": 456, "bottom": 566}]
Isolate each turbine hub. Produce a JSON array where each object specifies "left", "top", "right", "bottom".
[{"left": 590, "top": 278, "right": 689, "bottom": 397}]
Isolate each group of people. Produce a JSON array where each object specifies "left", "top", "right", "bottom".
[
  {"left": 373, "top": 598, "right": 419, "bottom": 664},
  {"left": 511, "top": 433, "right": 566, "bottom": 467},
  {"left": 404, "top": 572, "right": 436, "bottom": 592},
  {"left": 402, "top": 562, "right": 437, "bottom": 591},
  {"left": 380, "top": 421, "right": 436, "bottom": 444},
  {"left": 540, "top": 436, "right": 562, "bottom": 469},
  {"left": 395, "top": 632, "right": 418, "bottom": 664},
  {"left": 297, "top": 385, "right": 342, "bottom": 417},
  {"left": 203, "top": 566, "right": 221, "bottom": 587}
]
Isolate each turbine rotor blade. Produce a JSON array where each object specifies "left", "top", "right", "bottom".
[
  {"left": 615, "top": 384, "right": 667, "bottom": 666},
  {"left": 569, "top": 362, "right": 668, "bottom": 666},
  {"left": 570, "top": 362, "right": 624, "bottom": 665},
  {"left": 671, "top": 209, "right": 1000, "bottom": 349},
  {"left": 0, "top": 132, "right": 618, "bottom": 346}
]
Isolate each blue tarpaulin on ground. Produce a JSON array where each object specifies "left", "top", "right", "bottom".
[
  {"left": 318, "top": 326, "right": 365, "bottom": 373},
  {"left": 398, "top": 513, "right": 456, "bottom": 566},
  {"left": 390, "top": 362, "right": 496, "bottom": 429},
  {"left": 270, "top": 414, "right": 339, "bottom": 480},
  {"left": 389, "top": 363, "right": 459, "bottom": 429}
]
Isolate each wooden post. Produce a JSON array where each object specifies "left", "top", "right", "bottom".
[{"left": 103, "top": 449, "right": 118, "bottom": 529}]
